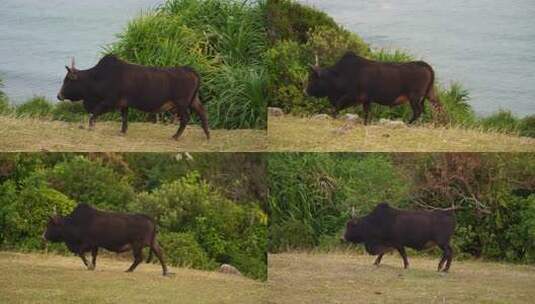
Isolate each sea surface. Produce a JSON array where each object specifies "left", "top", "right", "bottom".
[
  {"left": 0, "top": 0, "right": 157, "bottom": 103},
  {"left": 1, "top": 0, "right": 534, "bottom": 116},
  {"left": 301, "top": 0, "right": 535, "bottom": 116}
]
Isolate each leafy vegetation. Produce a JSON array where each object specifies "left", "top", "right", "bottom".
[
  {"left": 0, "top": 153, "right": 267, "bottom": 280},
  {"left": 268, "top": 153, "right": 535, "bottom": 264}
]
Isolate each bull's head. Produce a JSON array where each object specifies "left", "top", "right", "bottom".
[
  {"left": 341, "top": 207, "right": 365, "bottom": 244},
  {"left": 57, "top": 57, "right": 85, "bottom": 102},
  {"left": 43, "top": 215, "right": 65, "bottom": 243},
  {"left": 304, "top": 54, "right": 334, "bottom": 98}
]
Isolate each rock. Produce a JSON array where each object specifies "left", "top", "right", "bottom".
[
  {"left": 332, "top": 122, "right": 354, "bottom": 135},
  {"left": 379, "top": 118, "right": 406, "bottom": 128},
  {"left": 219, "top": 264, "right": 242, "bottom": 276},
  {"left": 341, "top": 113, "right": 362, "bottom": 124},
  {"left": 268, "top": 107, "right": 284, "bottom": 117},
  {"left": 312, "top": 114, "right": 331, "bottom": 120}
]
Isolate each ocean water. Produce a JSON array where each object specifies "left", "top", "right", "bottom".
[
  {"left": 1, "top": 1, "right": 534, "bottom": 116},
  {"left": 0, "top": 0, "right": 157, "bottom": 103},
  {"left": 301, "top": 0, "right": 535, "bottom": 117}
]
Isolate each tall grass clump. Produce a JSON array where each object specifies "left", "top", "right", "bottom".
[
  {"left": 105, "top": 0, "right": 268, "bottom": 129},
  {"left": 0, "top": 79, "right": 12, "bottom": 114},
  {"left": 15, "top": 96, "right": 54, "bottom": 118}
]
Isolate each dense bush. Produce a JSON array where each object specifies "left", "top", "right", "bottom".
[
  {"left": 45, "top": 156, "right": 136, "bottom": 212},
  {"left": 0, "top": 153, "right": 267, "bottom": 280},
  {"left": 133, "top": 172, "right": 267, "bottom": 279},
  {"left": 268, "top": 153, "right": 535, "bottom": 264},
  {"left": 15, "top": 96, "right": 53, "bottom": 118},
  {"left": 105, "top": 0, "right": 268, "bottom": 129},
  {"left": 158, "top": 232, "right": 216, "bottom": 269}
]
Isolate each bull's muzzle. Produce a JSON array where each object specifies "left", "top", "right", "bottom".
[{"left": 57, "top": 93, "right": 64, "bottom": 101}]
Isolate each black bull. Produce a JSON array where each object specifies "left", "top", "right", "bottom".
[
  {"left": 43, "top": 204, "right": 169, "bottom": 276},
  {"left": 342, "top": 203, "right": 456, "bottom": 272},
  {"left": 58, "top": 55, "right": 210, "bottom": 140},
  {"left": 305, "top": 52, "right": 444, "bottom": 124}
]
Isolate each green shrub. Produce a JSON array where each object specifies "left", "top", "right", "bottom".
[
  {"left": 438, "top": 83, "right": 476, "bottom": 126},
  {"left": 51, "top": 101, "right": 87, "bottom": 122},
  {"left": 133, "top": 172, "right": 267, "bottom": 279},
  {"left": 45, "top": 156, "right": 135, "bottom": 211},
  {"left": 519, "top": 115, "right": 535, "bottom": 138},
  {"left": 479, "top": 110, "right": 519, "bottom": 134},
  {"left": 0, "top": 175, "right": 76, "bottom": 250},
  {"left": 158, "top": 232, "right": 216, "bottom": 269},
  {"left": 264, "top": 0, "right": 338, "bottom": 43},
  {"left": 16, "top": 96, "right": 53, "bottom": 118},
  {"left": 305, "top": 26, "right": 370, "bottom": 66}
]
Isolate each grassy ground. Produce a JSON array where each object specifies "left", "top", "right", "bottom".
[
  {"left": 0, "top": 252, "right": 266, "bottom": 304},
  {"left": 268, "top": 252, "right": 535, "bottom": 304},
  {"left": 0, "top": 116, "right": 267, "bottom": 152},
  {"left": 268, "top": 115, "right": 535, "bottom": 152}
]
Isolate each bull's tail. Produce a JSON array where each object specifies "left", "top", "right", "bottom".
[{"left": 416, "top": 61, "right": 445, "bottom": 121}]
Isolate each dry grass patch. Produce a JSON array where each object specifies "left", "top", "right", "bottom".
[
  {"left": 268, "top": 252, "right": 535, "bottom": 304},
  {"left": 268, "top": 115, "right": 535, "bottom": 152},
  {"left": 0, "top": 252, "right": 266, "bottom": 304},
  {"left": 0, "top": 116, "right": 267, "bottom": 152}
]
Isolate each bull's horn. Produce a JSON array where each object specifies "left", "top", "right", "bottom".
[
  {"left": 315, "top": 54, "right": 319, "bottom": 67},
  {"left": 70, "top": 57, "right": 76, "bottom": 70},
  {"left": 351, "top": 206, "right": 356, "bottom": 218},
  {"left": 53, "top": 205, "right": 57, "bottom": 215}
]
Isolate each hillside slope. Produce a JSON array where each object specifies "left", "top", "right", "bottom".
[
  {"left": 0, "top": 252, "right": 266, "bottom": 304},
  {"left": 0, "top": 116, "right": 267, "bottom": 152},
  {"left": 268, "top": 115, "right": 535, "bottom": 152},
  {"left": 268, "top": 252, "right": 535, "bottom": 304}
]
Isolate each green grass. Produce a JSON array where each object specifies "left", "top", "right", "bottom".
[
  {"left": 0, "top": 116, "right": 266, "bottom": 152},
  {"left": 0, "top": 252, "right": 266, "bottom": 304},
  {"left": 268, "top": 114, "right": 535, "bottom": 152},
  {"left": 268, "top": 252, "right": 535, "bottom": 304}
]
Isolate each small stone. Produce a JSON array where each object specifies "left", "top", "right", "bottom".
[
  {"left": 312, "top": 114, "right": 331, "bottom": 120},
  {"left": 341, "top": 113, "right": 362, "bottom": 124},
  {"left": 268, "top": 107, "right": 284, "bottom": 117},
  {"left": 379, "top": 119, "right": 406, "bottom": 128},
  {"left": 219, "top": 264, "right": 242, "bottom": 276}
]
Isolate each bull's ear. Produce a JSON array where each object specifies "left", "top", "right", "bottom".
[
  {"left": 50, "top": 215, "right": 62, "bottom": 225},
  {"left": 65, "top": 66, "right": 71, "bottom": 72}
]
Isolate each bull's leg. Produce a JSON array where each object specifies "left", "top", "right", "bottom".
[
  {"left": 88, "top": 103, "right": 108, "bottom": 130},
  {"left": 190, "top": 96, "right": 210, "bottom": 140},
  {"left": 150, "top": 241, "right": 169, "bottom": 276},
  {"left": 79, "top": 253, "right": 90, "bottom": 269},
  {"left": 363, "top": 102, "right": 372, "bottom": 125},
  {"left": 396, "top": 246, "right": 409, "bottom": 269},
  {"left": 172, "top": 106, "right": 190, "bottom": 140},
  {"left": 442, "top": 244, "right": 453, "bottom": 272},
  {"left": 126, "top": 245, "right": 144, "bottom": 273},
  {"left": 89, "top": 247, "right": 98, "bottom": 271},
  {"left": 408, "top": 97, "right": 423, "bottom": 124},
  {"left": 374, "top": 253, "right": 384, "bottom": 266},
  {"left": 120, "top": 108, "right": 129, "bottom": 134}
]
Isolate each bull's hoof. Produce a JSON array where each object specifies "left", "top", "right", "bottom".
[
  {"left": 87, "top": 265, "right": 95, "bottom": 271},
  {"left": 118, "top": 131, "right": 126, "bottom": 137},
  {"left": 172, "top": 135, "right": 181, "bottom": 141},
  {"left": 78, "top": 125, "right": 85, "bottom": 129}
]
